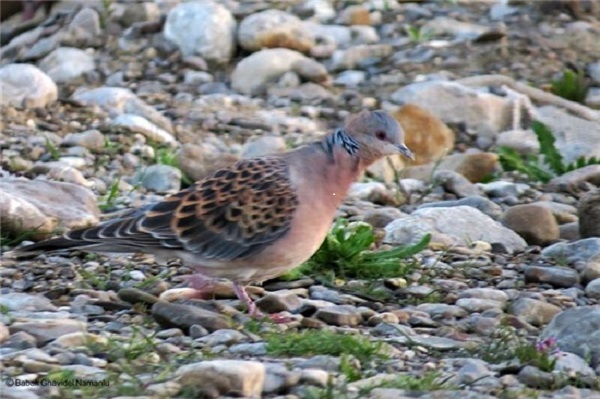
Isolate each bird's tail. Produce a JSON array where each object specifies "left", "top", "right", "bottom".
[{"left": 4, "top": 235, "right": 90, "bottom": 259}]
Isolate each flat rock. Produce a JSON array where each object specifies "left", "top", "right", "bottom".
[
  {"left": 403, "top": 152, "right": 499, "bottom": 183},
  {"left": 256, "top": 291, "right": 303, "bottom": 314},
  {"left": 0, "top": 63, "right": 57, "bottom": 108},
  {"left": 0, "top": 178, "right": 99, "bottom": 238},
  {"left": 0, "top": 293, "right": 57, "bottom": 312},
  {"left": 578, "top": 188, "right": 600, "bottom": 238},
  {"left": 164, "top": 2, "right": 236, "bottom": 63},
  {"left": 510, "top": 297, "right": 562, "bottom": 327},
  {"left": 9, "top": 319, "right": 87, "bottom": 346},
  {"left": 133, "top": 164, "right": 182, "bottom": 194},
  {"left": 418, "top": 196, "right": 503, "bottom": 220},
  {"left": 524, "top": 265, "right": 579, "bottom": 288},
  {"left": 385, "top": 206, "right": 527, "bottom": 254},
  {"left": 152, "top": 301, "right": 231, "bottom": 333},
  {"left": 176, "top": 360, "right": 265, "bottom": 398},
  {"left": 542, "top": 238, "right": 600, "bottom": 264}
]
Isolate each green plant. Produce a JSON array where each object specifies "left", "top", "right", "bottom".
[
  {"left": 154, "top": 146, "right": 193, "bottom": 186},
  {"left": 99, "top": 177, "right": 122, "bottom": 211},
  {"left": 45, "top": 136, "right": 61, "bottom": 161},
  {"left": 404, "top": 24, "right": 433, "bottom": 43},
  {"left": 498, "top": 121, "right": 600, "bottom": 183},
  {"left": 266, "top": 329, "right": 388, "bottom": 366},
  {"left": 282, "top": 219, "right": 430, "bottom": 282},
  {"left": 0, "top": 226, "right": 45, "bottom": 247},
  {"left": 550, "top": 69, "right": 589, "bottom": 103}
]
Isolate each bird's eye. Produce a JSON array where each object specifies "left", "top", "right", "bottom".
[{"left": 375, "top": 131, "right": 386, "bottom": 140}]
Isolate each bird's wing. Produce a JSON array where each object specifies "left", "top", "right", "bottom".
[{"left": 67, "top": 157, "right": 299, "bottom": 261}]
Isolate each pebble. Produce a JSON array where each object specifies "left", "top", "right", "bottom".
[{"left": 0, "top": 63, "right": 57, "bottom": 108}]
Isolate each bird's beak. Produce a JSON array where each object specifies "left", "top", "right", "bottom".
[{"left": 397, "top": 144, "right": 414, "bottom": 160}]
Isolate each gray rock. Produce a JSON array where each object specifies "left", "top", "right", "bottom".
[
  {"left": 295, "top": 355, "right": 341, "bottom": 372},
  {"left": 501, "top": 204, "right": 559, "bottom": 246},
  {"left": 61, "top": 364, "right": 108, "bottom": 381},
  {"left": 331, "top": 44, "right": 392, "bottom": 71},
  {"left": 256, "top": 291, "right": 303, "bottom": 314},
  {"left": 119, "top": 2, "right": 161, "bottom": 25},
  {"left": 542, "top": 238, "right": 600, "bottom": 264},
  {"left": 0, "top": 293, "right": 57, "bottom": 312},
  {"left": 585, "top": 87, "right": 600, "bottom": 108},
  {"left": 238, "top": 10, "right": 314, "bottom": 53},
  {"left": 61, "top": 130, "right": 105, "bottom": 151},
  {"left": 536, "top": 106, "right": 600, "bottom": 164},
  {"left": 242, "top": 136, "right": 286, "bottom": 159},
  {"left": 579, "top": 188, "right": 600, "bottom": 238},
  {"left": 0, "top": 63, "right": 57, "bottom": 108},
  {"left": 38, "top": 47, "right": 95, "bottom": 84},
  {"left": 540, "top": 306, "right": 600, "bottom": 367},
  {"left": 67, "top": 7, "right": 102, "bottom": 45},
  {"left": 518, "top": 365, "right": 555, "bottom": 388},
  {"left": 175, "top": 360, "right": 265, "bottom": 397},
  {"left": 456, "top": 298, "right": 504, "bottom": 313},
  {"left": 458, "top": 288, "right": 509, "bottom": 304},
  {"left": 183, "top": 70, "right": 213, "bottom": 85},
  {"left": 152, "top": 301, "right": 231, "bottom": 333},
  {"left": 315, "top": 305, "right": 363, "bottom": 326},
  {"left": 510, "top": 297, "right": 562, "bottom": 327},
  {"left": 415, "top": 303, "right": 468, "bottom": 319},
  {"left": 231, "top": 49, "right": 327, "bottom": 95},
  {"left": 196, "top": 329, "right": 246, "bottom": 347},
  {"left": 0, "top": 178, "right": 99, "bottom": 238},
  {"left": 229, "top": 342, "right": 267, "bottom": 356},
  {"left": 423, "top": 16, "right": 491, "bottom": 41},
  {"left": 524, "top": 265, "right": 579, "bottom": 288},
  {"left": 2, "top": 331, "right": 37, "bottom": 349},
  {"left": 384, "top": 206, "right": 527, "bottom": 254},
  {"left": 589, "top": 61, "right": 600, "bottom": 84},
  {"left": 334, "top": 70, "right": 366, "bottom": 87},
  {"left": 111, "top": 113, "right": 175, "bottom": 146},
  {"left": 263, "top": 363, "right": 301, "bottom": 394},
  {"left": 433, "top": 170, "right": 482, "bottom": 198},
  {"left": 134, "top": 164, "right": 182, "bottom": 194},
  {"left": 164, "top": 2, "right": 236, "bottom": 63},
  {"left": 478, "top": 181, "right": 530, "bottom": 198},
  {"left": 73, "top": 87, "right": 173, "bottom": 134},
  {"left": 359, "top": 207, "right": 406, "bottom": 228},
  {"left": 418, "top": 196, "right": 503, "bottom": 220},
  {"left": 585, "top": 278, "right": 600, "bottom": 299},
  {"left": 456, "top": 359, "right": 494, "bottom": 385},
  {"left": 549, "top": 165, "right": 600, "bottom": 188},
  {"left": 391, "top": 81, "right": 512, "bottom": 137},
  {"left": 9, "top": 319, "right": 87, "bottom": 346}
]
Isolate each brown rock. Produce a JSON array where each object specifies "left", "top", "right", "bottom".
[
  {"left": 510, "top": 298, "right": 561, "bottom": 327},
  {"left": 402, "top": 152, "right": 498, "bottom": 183},
  {"left": 339, "top": 6, "right": 371, "bottom": 26},
  {"left": 393, "top": 104, "right": 455, "bottom": 166},
  {"left": 501, "top": 204, "right": 560, "bottom": 246},
  {"left": 578, "top": 188, "right": 600, "bottom": 238}
]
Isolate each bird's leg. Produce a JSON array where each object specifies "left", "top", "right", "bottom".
[
  {"left": 186, "top": 273, "right": 217, "bottom": 299},
  {"left": 232, "top": 283, "right": 264, "bottom": 318},
  {"left": 232, "top": 283, "right": 292, "bottom": 324}
]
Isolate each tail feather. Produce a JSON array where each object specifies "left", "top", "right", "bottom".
[{"left": 5, "top": 235, "right": 89, "bottom": 259}]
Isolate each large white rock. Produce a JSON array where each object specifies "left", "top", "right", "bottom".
[
  {"left": 38, "top": 47, "right": 95, "bottom": 84},
  {"left": 238, "top": 9, "right": 314, "bottom": 53},
  {"left": 164, "top": 1, "right": 236, "bottom": 63},
  {"left": 231, "top": 48, "right": 327, "bottom": 95},
  {"left": 0, "top": 64, "right": 57, "bottom": 108},
  {"left": 0, "top": 178, "right": 99, "bottom": 238},
  {"left": 391, "top": 81, "right": 513, "bottom": 137},
  {"left": 384, "top": 205, "right": 527, "bottom": 254}
]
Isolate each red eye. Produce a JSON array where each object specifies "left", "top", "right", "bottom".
[{"left": 375, "top": 131, "right": 386, "bottom": 140}]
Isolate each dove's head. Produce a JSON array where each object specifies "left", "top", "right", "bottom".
[{"left": 344, "top": 110, "right": 413, "bottom": 165}]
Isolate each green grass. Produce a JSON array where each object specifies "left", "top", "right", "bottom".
[
  {"left": 265, "top": 329, "right": 389, "bottom": 367},
  {"left": 551, "top": 68, "right": 589, "bottom": 104},
  {"left": 98, "top": 177, "right": 122, "bottom": 211},
  {"left": 282, "top": 219, "right": 430, "bottom": 282},
  {"left": 404, "top": 24, "right": 433, "bottom": 43},
  {"left": 498, "top": 121, "right": 600, "bottom": 183},
  {"left": 154, "top": 146, "right": 194, "bottom": 186},
  {"left": 45, "top": 136, "right": 61, "bottom": 161}
]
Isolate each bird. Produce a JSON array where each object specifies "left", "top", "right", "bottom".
[{"left": 10, "top": 110, "right": 414, "bottom": 320}]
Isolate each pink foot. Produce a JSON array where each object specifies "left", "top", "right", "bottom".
[{"left": 233, "top": 284, "right": 292, "bottom": 324}]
